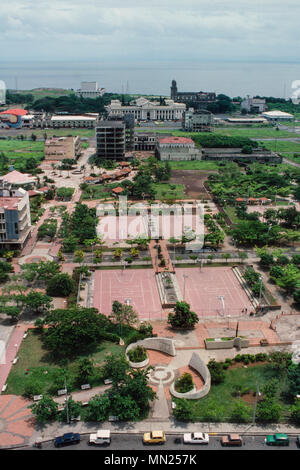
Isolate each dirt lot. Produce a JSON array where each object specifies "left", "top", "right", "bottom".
[{"left": 169, "top": 170, "right": 214, "bottom": 199}]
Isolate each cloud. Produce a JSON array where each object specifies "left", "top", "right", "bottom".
[{"left": 0, "top": 0, "right": 299, "bottom": 61}]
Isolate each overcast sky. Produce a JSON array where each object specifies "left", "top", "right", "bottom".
[{"left": 0, "top": 0, "right": 299, "bottom": 63}]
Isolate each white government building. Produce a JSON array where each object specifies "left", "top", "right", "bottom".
[{"left": 106, "top": 97, "right": 186, "bottom": 121}]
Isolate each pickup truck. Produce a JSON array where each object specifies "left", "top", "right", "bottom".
[
  {"left": 221, "top": 434, "right": 243, "bottom": 447},
  {"left": 54, "top": 432, "right": 80, "bottom": 448}
]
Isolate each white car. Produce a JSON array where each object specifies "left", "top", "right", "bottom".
[
  {"left": 89, "top": 430, "right": 111, "bottom": 446},
  {"left": 183, "top": 432, "right": 209, "bottom": 445}
]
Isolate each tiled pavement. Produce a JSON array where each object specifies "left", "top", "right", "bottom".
[{"left": 0, "top": 395, "right": 34, "bottom": 448}]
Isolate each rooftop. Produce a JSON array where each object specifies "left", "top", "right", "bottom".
[{"left": 158, "top": 136, "right": 194, "bottom": 145}]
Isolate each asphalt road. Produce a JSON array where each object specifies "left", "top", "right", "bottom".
[{"left": 28, "top": 433, "right": 299, "bottom": 452}]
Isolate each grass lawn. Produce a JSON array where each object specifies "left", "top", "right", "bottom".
[
  {"left": 168, "top": 160, "right": 220, "bottom": 171},
  {"left": 37, "top": 128, "right": 95, "bottom": 139},
  {"left": 186, "top": 362, "right": 290, "bottom": 422},
  {"left": 152, "top": 182, "right": 186, "bottom": 200},
  {"left": 223, "top": 206, "right": 241, "bottom": 224},
  {"left": 0, "top": 139, "right": 44, "bottom": 170},
  {"left": 9, "top": 88, "right": 74, "bottom": 100},
  {"left": 140, "top": 127, "right": 293, "bottom": 140},
  {"left": 5, "top": 329, "right": 124, "bottom": 396}
]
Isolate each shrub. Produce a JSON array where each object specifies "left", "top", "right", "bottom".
[
  {"left": 127, "top": 345, "right": 148, "bottom": 363},
  {"left": 174, "top": 372, "right": 194, "bottom": 393}
]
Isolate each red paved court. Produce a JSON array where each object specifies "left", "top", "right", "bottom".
[
  {"left": 93, "top": 269, "right": 163, "bottom": 320},
  {"left": 176, "top": 267, "right": 253, "bottom": 317}
]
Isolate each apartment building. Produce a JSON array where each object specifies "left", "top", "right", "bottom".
[
  {"left": 44, "top": 136, "right": 82, "bottom": 161},
  {"left": 0, "top": 183, "right": 31, "bottom": 248}
]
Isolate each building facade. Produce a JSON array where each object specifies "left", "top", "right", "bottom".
[
  {"left": 44, "top": 136, "right": 82, "bottom": 161},
  {"left": 75, "top": 82, "right": 106, "bottom": 99},
  {"left": 241, "top": 97, "right": 267, "bottom": 113},
  {"left": 134, "top": 132, "right": 157, "bottom": 151},
  {"left": 106, "top": 97, "right": 185, "bottom": 121},
  {"left": 156, "top": 136, "right": 202, "bottom": 161},
  {"left": 170, "top": 80, "right": 217, "bottom": 110},
  {"left": 96, "top": 120, "right": 126, "bottom": 161},
  {"left": 0, "top": 184, "right": 31, "bottom": 248},
  {"left": 182, "top": 109, "right": 214, "bottom": 132},
  {"left": 48, "top": 113, "right": 99, "bottom": 128}
]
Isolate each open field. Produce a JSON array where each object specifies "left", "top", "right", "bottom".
[
  {"left": 169, "top": 169, "right": 213, "bottom": 199},
  {"left": 8, "top": 88, "right": 74, "bottom": 100},
  {"left": 0, "top": 139, "right": 44, "bottom": 169},
  {"left": 143, "top": 127, "right": 294, "bottom": 139}
]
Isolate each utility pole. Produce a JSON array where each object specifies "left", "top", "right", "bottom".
[
  {"left": 252, "top": 382, "right": 260, "bottom": 425},
  {"left": 65, "top": 378, "right": 70, "bottom": 424}
]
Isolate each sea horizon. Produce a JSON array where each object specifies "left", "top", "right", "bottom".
[{"left": 1, "top": 59, "right": 300, "bottom": 99}]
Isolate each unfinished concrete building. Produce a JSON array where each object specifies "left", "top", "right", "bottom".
[{"left": 96, "top": 120, "right": 126, "bottom": 161}]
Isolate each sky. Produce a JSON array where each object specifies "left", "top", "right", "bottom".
[{"left": 0, "top": 0, "right": 300, "bottom": 63}]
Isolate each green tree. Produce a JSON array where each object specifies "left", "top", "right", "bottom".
[
  {"left": 173, "top": 398, "right": 193, "bottom": 421},
  {"left": 42, "top": 307, "right": 110, "bottom": 358},
  {"left": 29, "top": 396, "right": 58, "bottom": 424},
  {"left": 24, "top": 291, "right": 52, "bottom": 315},
  {"left": 46, "top": 273, "right": 75, "bottom": 297},
  {"left": 84, "top": 394, "right": 111, "bottom": 421},
  {"left": 168, "top": 301, "right": 199, "bottom": 329}
]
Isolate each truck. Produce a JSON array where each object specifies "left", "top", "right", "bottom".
[
  {"left": 89, "top": 430, "right": 111, "bottom": 446},
  {"left": 221, "top": 434, "right": 243, "bottom": 447}
]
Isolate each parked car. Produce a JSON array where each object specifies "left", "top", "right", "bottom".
[
  {"left": 54, "top": 432, "right": 80, "bottom": 448},
  {"left": 221, "top": 434, "right": 243, "bottom": 447},
  {"left": 265, "top": 434, "right": 289, "bottom": 446},
  {"left": 183, "top": 432, "right": 209, "bottom": 445},
  {"left": 89, "top": 430, "right": 111, "bottom": 446},
  {"left": 143, "top": 430, "right": 166, "bottom": 445},
  {"left": 296, "top": 435, "right": 300, "bottom": 447}
]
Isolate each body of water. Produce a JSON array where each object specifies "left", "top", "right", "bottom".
[{"left": 1, "top": 60, "right": 300, "bottom": 99}]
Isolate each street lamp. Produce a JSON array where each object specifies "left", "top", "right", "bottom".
[{"left": 183, "top": 274, "right": 188, "bottom": 301}]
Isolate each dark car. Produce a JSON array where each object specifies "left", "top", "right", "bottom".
[{"left": 54, "top": 432, "right": 81, "bottom": 448}]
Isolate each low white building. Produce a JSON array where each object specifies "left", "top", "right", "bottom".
[
  {"left": 261, "top": 110, "right": 294, "bottom": 122},
  {"left": 75, "top": 81, "right": 106, "bottom": 99},
  {"left": 106, "top": 98, "right": 186, "bottom": 122},
  {"left": 49, "top": 114, "right": 99, "bottom": 128},
  {"left": 156, "top": 136, "right": 201, "bottom": 161}
]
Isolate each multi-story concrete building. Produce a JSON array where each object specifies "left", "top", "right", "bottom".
[
  {"left": 182, "top": 109, "right": 214, "bottom": 132},
  {"left": 0, "top": 183, "right": 31, "bottom": 248},
  {"left": 106, "top": 97, "right": 185, "bottom": 121},
  {"left": 156, "top": 136, "right": 202, "bottom": 161},
  {"left": 96, "top": 120, "right": 126, "bottom": 161},
  {"left": 48, "top": 113, "right": 99, "bottom": 128},
  {"left": 241, "top": 97, "right": 267, "bottom": 113},
  {"left": 75, "top": 81, "right": 106, "bottom": 99},
  {"left": 44, "top": 136, "right": 82, "bottom": 161},
  {"left": 134, "top": 132, "right": 157, "bottom": 151},
  {"left": 170, "top": 80, "right": 217, "bottom": 110}
]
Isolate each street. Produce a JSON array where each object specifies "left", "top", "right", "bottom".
[{"left": 27, "top": 433, "right": 299, "bottom": 451}]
